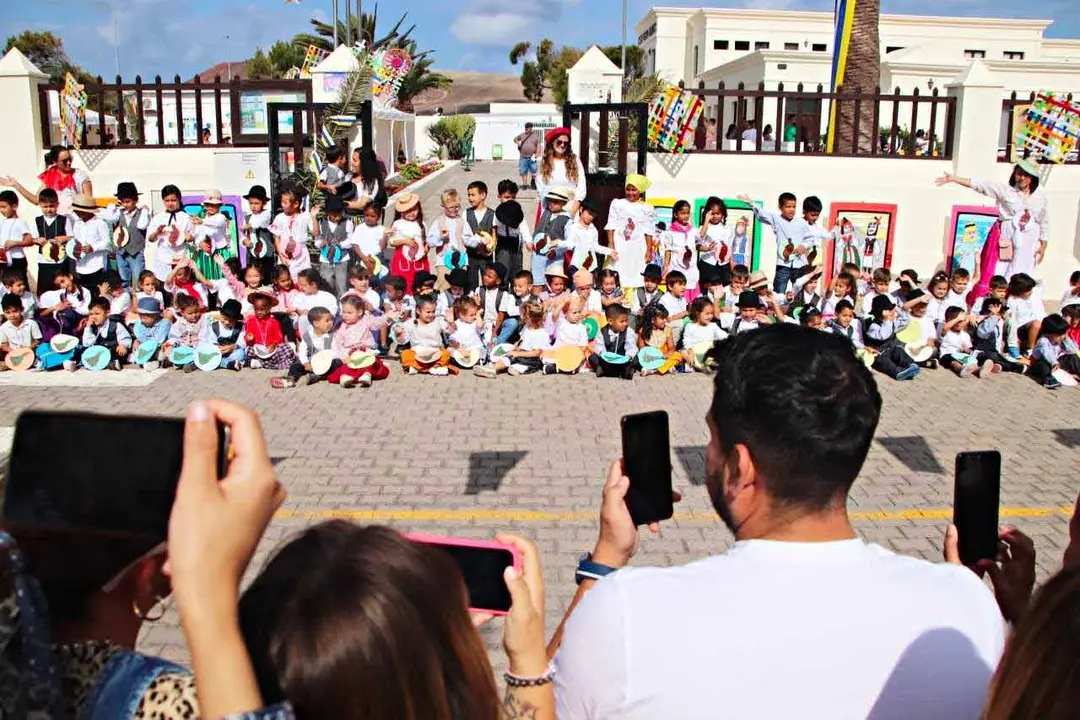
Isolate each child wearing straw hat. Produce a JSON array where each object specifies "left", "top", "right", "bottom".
[
  {"left": 69, "top": 193, "right": 112, "bottom": 296},
  {"left": 387, "top": 192, "right": 428, "bottom": 296}
]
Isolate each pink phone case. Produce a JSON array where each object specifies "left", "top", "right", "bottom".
[{"left": 405, "top": 533, "right": 522, "bottom": 615}]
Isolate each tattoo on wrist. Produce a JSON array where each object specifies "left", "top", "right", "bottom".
[{"left": 502, "top": 688, "right": 542, "bottom": 719}]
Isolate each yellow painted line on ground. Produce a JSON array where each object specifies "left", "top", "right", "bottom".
[{"left": 275, "top": 506, "right": 1075, "bottom": 523}]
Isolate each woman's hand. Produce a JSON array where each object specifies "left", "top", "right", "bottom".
[
  {"left": 935, "top": 173, "right": 956, "bottom": 186},
  {"left": 498, "top": 534, "right": 548, "bottom": 676}
]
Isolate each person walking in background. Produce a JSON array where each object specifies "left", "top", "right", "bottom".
[{"left": 514, "top": 122, "right": 540, "bottom": 190}]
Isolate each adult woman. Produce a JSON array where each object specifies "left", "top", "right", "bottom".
[
  {"left": 1, "top": 145, "right": 94, "bottom": 213},
  {"left": 346, "top": 146, "right": 387, "bottom": 215},
  {"left": 605, "top": 174, "right": 656, "bottom": 293},
  {"left": 936, "top": 159, "right": 1049, "bottom": 306},
  {"left": 534, "top": 127, "right": 586, "bottom": 220}
]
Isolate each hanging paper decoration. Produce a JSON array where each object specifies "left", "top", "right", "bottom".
[
  {"left": 59, "top": 72, "right": 87, "bottom": 148},
  {"left": 647, "top": 86, "right": 704, "bottom": 153},
  {"left": 300, "top": 44, "right": 330, "bottom": 79},
  {"left": 318, "top": 124, "right": 336, "bottom": 149},
  {"left": 327, "top": 114, "right": 358, "bottom": 127},
  {"left": 367, "top": 47, "right": 413, "bottom": 108},
  {"left": 1014, "top": 91, "right": 1080, "bottom": 164}
]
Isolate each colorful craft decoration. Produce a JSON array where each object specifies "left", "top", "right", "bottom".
[
  {"left": 647, "top": 87, "right": 704, "bottom": 153},
  {"left": 367, "top": 47, "right": 413, "bottom": 108},
  {"left": 300, "top": 44, "right": 330, "bottom": 79},
  {"left": 1014, "top": 92, "right": 1080, "bottom": 164},
  {"left": 59, "top": 73, "right": 87, "bottom": 148}
]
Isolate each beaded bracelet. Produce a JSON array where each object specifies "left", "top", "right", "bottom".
[{"left": 504, "top": 661, "right": 557, "bottom": 688}]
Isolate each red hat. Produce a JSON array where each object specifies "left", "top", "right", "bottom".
[{"left": 545, "top": 127, "right": 571, "bottom": 144}]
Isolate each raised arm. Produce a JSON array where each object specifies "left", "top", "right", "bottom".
[{"left": 0, "top": 176, "right": 42, "bottom": 205}]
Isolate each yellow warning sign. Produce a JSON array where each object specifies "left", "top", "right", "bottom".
[{"left": 245, "top": 169, "right": 256, "bottom": 179}]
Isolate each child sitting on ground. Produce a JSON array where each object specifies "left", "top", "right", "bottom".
[
  {"left": 589, "top": 303, "right": 638, "bottom": 379},
  {"left": 860, "top": 268, "right": 892, "bottom": 316},
  {"left": 1005, "top": 273, "right": 1044, "bottom": 357},
  {"left": 630, "top": 264, "right": 664, "bottom": 330},
  {"left": 208, "top": 299, "right": 246, "bottom": 371},
  {"left": 940, "top": 306, "right": 999, "bottom": 378},
  {"left": 865, "top": 295, "right": 920, "bottom": 381},
  {"left": 972, "top": 296, "right": 1024, "bottom": 374},
  {"left": 292, "top": 269, "right": 340, "bottom": 337},
  {"left": 544, "top": 295, "right": 589, "bottom": 375},
  {"left": 448, "top": 296, "right": 490, "bottom": 375},
  {"left": 244, "top": 291, "right": 295, "bottom": 370},
  {"left": 99, "top": 271, "right": 130, "bottom": 322},
  {"left": 720, "top": 291, "right": 764, "bottom": 335},
  {"left": 37, "top": 268, "right": 90, "bottom": 340},
  {"left": 1029, "top": 313, "right": 1079, "bottom": 390},
  {"left": 163, "top": 294, "right": 211, "bottom": 372},
  {"left": 572, "top": 269, "right": 603, "bottom": 315},
  {"left": 638, "top": 303, "right": 682, "bottom": 376},
  {"left": 273, "top": 307, "right": 336, "bottom": 389},
  {"left": 436, "top": 268, "right": 469, "bottom": 319},
  {"left": 0, "top": 293, "right": 41, "bottom": 368},
  {"left": 130, "top": 297, "right": 170, "bottom": 370},
  {"left": 82, "top": 297, "right": 132, "bottom": 371},
  {"left": 499, "top": 301, "right": 550, "bottom": 376},
  {"left": 329, "top": 296, "right": 390, "bottom": 388},
  {"left": 681, "top": 296, "right": 727, "bottom": 370},
  {"left": 380, "top": 275, "right": 414, "bottom": 354},
  {"left": 475, "top": 263, "right": 514, "bottom": 346},
  {"left": 396, "top": 296, "right": 453, "bottom": 375},
  {"left": 597, "top": 269, "right": 623, "bottom": 308}
]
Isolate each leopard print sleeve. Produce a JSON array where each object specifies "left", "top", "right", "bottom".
[{"left": 135, "top": 672, "right": 295, "bottom": 720}]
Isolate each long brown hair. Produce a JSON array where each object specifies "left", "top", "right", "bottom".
[
  {"left": 239, "top": 522, "right": 500, "bottom": 720},
  {"left": 540, "top": 135, "right": 580, "bottom": 184},
  {"left": 982, "top": 566, "right": 1080, "bottom": 720}
]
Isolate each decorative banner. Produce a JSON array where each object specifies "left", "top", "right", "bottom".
[
  {"left": 59, "top": 72, "right": 87, "bottom": 148},
  {"left": 368, "top": 47, "right": 413, "bottom": 108},
  {"left": 723, "top": 198, "right": 764, "bottom": 271},
  {"left": 826, "top": 0, "right": 857, "bottom": 152},
  {"left": 300, "top": 44, "right": 330, "bottom": 79},
  {"left": 647, "top": 87, "right": 704, "bottom": 153},
  {"left": 825, "top": 202, "right": 897, "bottom": 286},
  {"left": 1014, "top": 91, "right": 1080, "bottom": 164},
  {"left": 946, "top": 205, "right": 998, "bottom": 275}
]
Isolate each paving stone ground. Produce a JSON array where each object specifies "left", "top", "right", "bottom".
[{"left": 0, "top": 162, "right": 1077, "bottom": 672}]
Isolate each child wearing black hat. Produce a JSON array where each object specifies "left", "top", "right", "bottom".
[
  {"left": 208, "top": 299, "right": 246, "bottom": 370},
  {"left": 100, "top": 181, "right": 150, "bottom": 289},
  {"left": 475, "top": 262, "right": 514, "bottom": 345},
  {"left": 494, "top": 193, "right": 529, "bottom": 281},
  {"left": 720, "top": 290, "right": 764, "bottom": 335},
  {"left": 437, "top": 268, "right": 470, "bottom": 319},
  {"left": 630, "top": 264, "right": 664, "bottom": 330},
  {"left": 242, "top": 184, "right": 275, "bottom": 282},
  {"left": 311, "top": 194, "right": 354, "bottom": 297},
  {"left": 865, "top": 294, "right": 920, "bottom": 380}
]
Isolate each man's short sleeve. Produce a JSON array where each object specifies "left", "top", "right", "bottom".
[{"left": 555, "top": 576, "right": 630, "bottom": 719}]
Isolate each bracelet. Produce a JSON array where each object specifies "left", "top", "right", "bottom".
[{"left": 504, "top": 661, "right": 556, "bottom": 688}]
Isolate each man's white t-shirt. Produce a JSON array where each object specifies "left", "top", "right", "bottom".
[{"left": 555, "top": 539, "right": 1005, "bottom": 720}]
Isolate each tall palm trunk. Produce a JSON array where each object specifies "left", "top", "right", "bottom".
[{"left": 836, "top": 0, "right": 880, "bottom": 153}]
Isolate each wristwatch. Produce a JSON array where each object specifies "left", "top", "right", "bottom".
[{"left": 576, "top": 552, "right": 619, "bottom": 585}]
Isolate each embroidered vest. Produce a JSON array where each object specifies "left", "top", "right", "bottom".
[
  {"left": 302, "top": 330, "right": 333, "bottom": 359},
  {"left": 122, "top": 208, "right": 147, "bottom": 256},
  {"left": 88, "top": 320, "right": 120, "bottom": 349},
  {"left": 211, "top": 320, "right": 242, "bottom": 346},
  {"left": 601, "top": 326, "right": 628, "bottom": 356},
  {"left": 466, "top": 208, "right": 494, "bottom": 257}
]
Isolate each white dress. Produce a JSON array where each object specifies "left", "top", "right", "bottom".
[
  {"left": 971, "top": 179, "right": 1049, "bottom": 279},
  {"left": 535, "top": 157, "right": 587, "bottom": 207},
  {"left": 605, "top": 200, "right": 657, "bottom": 289},
  {"left": 662, "top": 225, "right": 699, "bottom": 288}
]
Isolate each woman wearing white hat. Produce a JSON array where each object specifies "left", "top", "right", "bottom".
[{"left": 936, "top": 159, "right": 1049, "bottom": 306}]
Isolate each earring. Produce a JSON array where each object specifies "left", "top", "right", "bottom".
[{"left": 131, "top": 595, "right": 168, "bottom": 622}]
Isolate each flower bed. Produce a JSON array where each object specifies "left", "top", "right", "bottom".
[{"left": 385, "top": 159, "right": 445, "bottom": 195}]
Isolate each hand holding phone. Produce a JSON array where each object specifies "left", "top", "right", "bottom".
[
  {"left": 407, "top": 533, "right": 521, "bottom": 615},
  {"left": 953, "top": 450, "right": 1002, "bottom": 566}
]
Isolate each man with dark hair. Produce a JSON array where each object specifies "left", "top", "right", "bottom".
[
  {"left": 514, "top": 122, "right": 540, "bottom": 189},
  {"left": 552, "top": 324, "right": 1006, "bottom": 719}
]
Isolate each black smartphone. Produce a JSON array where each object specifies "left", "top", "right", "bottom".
[
  {"left": 3, "top": 410, "right": 227, "bottom": 540},
  {"left": 621, "top": 411, "right": 674, "bottom": 527},
  {"left": 407, "top": 534, "right": 518, "bottom": 614},
  {"left": 953, "top": 451, "right": 1001, "bottom": 566}
]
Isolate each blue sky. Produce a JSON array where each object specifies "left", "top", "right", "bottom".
[{"left": 2, "top": 0, "right": 1077, "bottom": 80}]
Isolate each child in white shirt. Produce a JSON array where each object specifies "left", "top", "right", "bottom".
[
  {"left": 146, "top": 184, "right": 194, "bottom": 281},
  {"left": 351, "top": 203, "right": 388, "bottom": 268},
  {"left": 662, "top": 200, "right": 699, "bottom": 299},
  {"left": 939, "top": 306, "right": 997, "bottom": 378},
  {"left": 270, "top": 189, "right": 313, "bottom": 280},
  {"left": 566, "top": 203, "right": 611, "bottom": 274},
  {"left": 681, "top": 296, "right": 727, "bottom": 370}
]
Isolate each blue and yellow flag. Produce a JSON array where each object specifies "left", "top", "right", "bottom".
[{"left": 826, "top": 0, "right": 858, "bottom": 152}]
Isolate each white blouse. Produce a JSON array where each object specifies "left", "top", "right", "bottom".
[
  {"left": 536, "top": 157, "right": 587, "bottom": 204},
  {"left": 605, "top": 199, "right": 657, "bottom": 288}
]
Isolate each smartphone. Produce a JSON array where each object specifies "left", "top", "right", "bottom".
[
  {"left": 3, "top": 410, "right": 227, "bottom": 540},
  {"left": 953, "top": 451, "right": 1001, "bottom": 566},
  {"left": 407, "top": 534, "right": 521, "bottom": 615},
  {"left": 621, "top": 411, "right": 674, "bottom": 527}
]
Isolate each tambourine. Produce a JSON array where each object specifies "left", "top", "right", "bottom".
[
  {"left": 581, "top": 315, "right": 601, "bottom": 341},
  {"left": 310, "top": 349, "right": 335, "bottom": 376},
  {"left": 194, "top": 343, "right": 223, "bottom": 372},
  {"left": 251, "top": 228, "right": 273, "bottom": 259},
  {"left": 169, "top": 345, "right": 196, "bottom": 366},
  {"left": 113, "top": 224, "right": 128, "bottom": 249},
  {"left": 132, "top": 340, "right": 159, "bottom": 366},
  {"left": 598, "top": 351, "right": 630, "bottom": 366},
  {"left": 1052, "top": 368, "right": 1079, "bottom": 387},
  {"left": 3, "top": 346, "right": 35, "bottom": 371},
  {"left": 252, "top": 344, "right": 276, "bottom": 360},
  {"left": 690, "top": 341, "right": 715, "bottom": 371},
  {"left": 904, "top": 344, "right": 934, "bottom": 364},
  {"left": 81, "top": 345, "right": 112, "bottom": 371},
  {"left": 637, "top": 346, "right": 666, "bottom": 372},
  {"left": 346, "top": 350, "right": 377, "bottom": 369},
  {"left": 782, "top": 242, "right": 795, "bottom": 261},
  {"left": 320, "top": 243, "right": 345, "bottom": 264},
  {"left": 65, "top": 239, "right": 84, "bottom": 260},
  {"left": 49, "top": 334, "right": 79, "bottom": 354},
  {"left": 542, "top": 345, "right": 585, "bottom": 373},
  {"left": 895, "top": 323, "right": 922, "bottom": 346},
  {"left": 451, "top": 346, "right": 481, "bottom": 368},
  {"left": 41, "top": 240, "right": 66, "bottom": 263},
  {"left": 442, "top": 249, "right": 467, "bottom": 270}
]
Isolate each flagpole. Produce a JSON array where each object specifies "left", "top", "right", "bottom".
[{"left": 332, "top": 0, "right": 339, "bottom": 48}]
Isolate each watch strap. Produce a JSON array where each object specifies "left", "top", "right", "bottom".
[{"left": 576, "top": 553, "right": 618, "bottom": 585}]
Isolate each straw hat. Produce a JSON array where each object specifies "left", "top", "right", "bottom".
[
  {"left": 203, "top": 189, "right": 225, "bottom": 205},
  {"left": 394, "top": 192, "right": 420, "bottom": 213},
  {"left": 544, "top": 263, "right": 568, "bottom": 279},
  {"left": 71, "top": 194, "right": 99, "bottom": 214},
  {"left": 1015, "top": 158, "right": 1040, "bottom": 179}
]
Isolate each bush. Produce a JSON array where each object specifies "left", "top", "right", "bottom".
[{"left": 428, "top": 115, "right": 476, "bottom": 160}]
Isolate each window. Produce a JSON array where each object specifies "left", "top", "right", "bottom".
[
  {"left": 714, "top": 39, "right": 730, "bottom": 50},
  {"left": 812, "top": 43, "right": 827, "bottom": 52},
  {"left": 784, "top": 42, "right": 799, "bottom": 51},
  {"left": 963, "top": 49, "right": 986, "bottom": 59},
  {"left": 735, "top": 41, "right": 750, "bottom": 51},
  {"left": 755, "top": 41, "right": 770, "bottom": 50},
  {"left": 886, "top": 46, "right": 904, "bottom": 53},
  {"left": 1004, "top": 50, "right": 1025, "bottom": 60},
  {"left": 778, "top": 63, "right": 788, "bottom": 70},
  {"left": 694, "top": 45, "right": 700, "bottom": 74}
]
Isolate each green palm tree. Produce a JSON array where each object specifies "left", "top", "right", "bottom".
[
  {"left": 396, "top": 43, "right": 453, "bottom": 112},
  {"left": 291, "top": 6, "right": 413, "bottom": 54}
]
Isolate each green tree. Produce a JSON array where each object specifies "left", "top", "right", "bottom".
[
  {"left": 4, "top": 30, "right": 81, "bottom": 84},
  {"left": 509, "top": 39, "right": 583, "bottom": 106},
  {"left": 601, "top": 45, "right": 645, "bottom": 83},
  {"left": 267, "top": 40, "right": 305, "bottom": 77},
  {"left": 291, "top": 7, "right": 412, "bottom": 54},
  {"left": 246, "top": 48, "right": 275, "bottom": 80}
]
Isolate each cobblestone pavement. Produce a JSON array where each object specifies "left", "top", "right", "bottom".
[{"left": 1, "top": 162, "right": 1077, "bottom": 671}]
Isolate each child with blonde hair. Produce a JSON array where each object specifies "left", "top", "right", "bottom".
[{"left": 429, "top": 188, "right": 466, "bottom": 290}]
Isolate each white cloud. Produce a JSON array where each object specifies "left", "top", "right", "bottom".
[{"left": 450, "top": 0, "right": 582, "bottom": 47}]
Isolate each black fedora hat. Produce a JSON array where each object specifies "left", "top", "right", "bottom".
[
  {"left": 495, "top": 200, "right": 524, "bottom": 228},
  {"left": 219, "top": 299, "right": 243, "bottom": 321},
  {"left": 243, "top": 185, "right": 270, "bottom": 202},
  {"left": 114, "top": 181, "right": 140, "bottom": 199}
]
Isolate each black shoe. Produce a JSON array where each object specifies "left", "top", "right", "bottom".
[
  {"left": 110, "top": 359, "right": 122, "bottom": 372},
  {"left": 594, "top": 363, "right": 605, "bottom": 378},
  {"left": 183, "top": 362, "right": 198, "bottom": 374},
  {"left": 542, "top": 363, "right": 557, "bottom": 375}
]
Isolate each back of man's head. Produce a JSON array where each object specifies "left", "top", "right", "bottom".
[{"left": 709, "top": 324, "right": 881, "bottom": 512}]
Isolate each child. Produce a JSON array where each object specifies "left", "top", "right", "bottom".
[
  {"left": 316, "top": 145, "right": 352, "bottom": 198},
  {"left": 130, "top": 297, "right": 170, "bottom": 370},
  {"left": 2, "top": 269, "right": 36, "bottom": 317},
  {"left": 1064, "top": 303, "right": 1080, "bottom": 348},
  {"left": 396, "top": 296, "right": 453, "bottom": 375},
  {"left": 638, "top": 303, "right": 682, "bottom": 376},
  {"left": 241, "top": 185, "right": 275, "bottom": 283},
  {"left": 720, "top": 291, "right": 764, "bottom": 335},
  {"left": 572, "top": 269, "right": 603, "bottom": 314},
  {"left": 380, "top": 274, "right": 415, "bottom": 353},
  {"left": 822, "top": 272, "right": 856, "bottom": 319},
  {"left": 387, "top": 193, "right": 428, "bottom": 296},
  {"left": 1062, "top": 270, "right": 1080, "bottom": 306},
  {"left": 0, "top": 190, "right": 34, "bottom": 282},
  {"left": 860, "top": 268, "right": 893, "bottom": 316},
  {"left": 37, "top": 268, "right": 90, "bottom": 341},
  {"left": 681, "top": 296, "right": 728, "bottom": 370},
  {"left": 501, "top": 301, "right": 550, "bottom": 376},
  {"left": 133, "top": 270, "right": 165, "bottom": 315},
  {"left": 545, "top": 295, "right": 589, "bottom": 374},
  {"left": 799, "top": 307, "right": 824, "bottom": 329},
  {"left": 865, "top": 295, "right": 920, "bottom": 381},
  {"left": 899, "top": 290, "right": 939, "bottom": 368},
  {"left": 329, "top": 295, "right": 391, "bottom": 387},
  {"left": 631, "top": 264, "right": 664, "bottom": 330},
  {"left": 795, "top": 195, "right": 827, "bottom": 271},
  {"left": 343, "top": 264, "right": 381, "bottom": 311},
  {"left": 662, "top": 200, "right": 699, "bottom": 300},
  {"left": 292, "top": 269, "right": 340, "bottom": 336},
  {"left": 945, "top": 268, "right": 971, "bottom": 310},
  {"left": 311, "top": 193, "right": 353, "bottom": 297},
  {"left": 273, "top": 306, "right": 336, "bottom": 389},
  {"left": 658, "top": 270, "right": 690, "bottom": 347},
  {"left": 1029, "top": 313, "right": 1079, "bottom": 390},
  {"left": 447, "top": 296, "right": 489, "bottom": 375},
  {"left": 475, "top": 262, "right": 515, "bottom": 345},
  {"left": 721, "top": 265, "right": 751, "bottom": 311},
  {"left": 210, "top": 256, "right": 245, "bottom": 308},
  {"left": 696, "top": 197, "right": 732, "bottom": 288},
  {"left": 208, "top": 299, "right": 246, "bottom": 371},
  {"left": 99, "top": 271, "right": 131, "bottom": 322},
  {"left": 566, "top": 199, "right": 610, "bottom": 275},
  {"left": 940, "top": 306, "right": 997, "bottom": 378},
  {"left": 0, "top": 293, "right": 41, "bottom": 368},
  {"left": 1006, "top": 273, "right": 1044, "bottom": 356},
  {"left": 69, "top": 194, "right": 112, "bottom": 294},
  {"left": 462, "top": 181, "right": 495, "bottom": 288},
  {"left": 429, "top": 188, "right": 466, "bottom": 291},
  {"left": 351, "top": 202, "right": 389, "bottom": 277},
  {"left": 29, "top": 188, "right": 74, "bottom": 295},
  {"left": 270, "top": 265, "right": 299, "bottom": 342},
  {"left": 590, "top": 303, "right": 638, "bottom": 379},
  {"left": 890, "top": 269, "right": 919, "bottom": 307},
  {"left": 82, "top": 297, "right": 132, "bottom": 371},
  {"left": 597, "top": 269, "right": 623, "bottom": 308},
  {"left": 925, "top": 271, "right": 950, "bottom": 329},
  {"left": 973, "top": 296, "right": 1024, "bottom": 374},
  {"left": 739, "top": 190, "right": 801, "bottom": 293},
  {"left": 238, "top": 265, "right": 265, "bottom": 316},
  {"left": 790, "top": 267, "right": 823, "bottom": 315},
  {"left": 413, "top": 271, "right": 437, "bottom": 299},
  {"left": 827, "top": 299, "right": 866, "bottom": 350},
  {"left": 100, "top": 181, "right": 150, "bottom": 288},
  {"left": 530, "top": 187, "right": 572, "bottom": 293},
  {"left": 270, "top": 188, "right": 313, "bottom": 281},
  {"left": 244, "top": 291, "right": 296, "bottom": 370},
  {"left": 605, "top": 174, "right": 656, "bottom": 297},
  {"left": 437, "top": 268, "right": 470, "bottom": 319},
  {"left": 493, "top": 192, "right": 529, "bottom": 281},
  {"left": 164, "top": 294, "right": 211, "bottom": 371},
  {"left": 165, "top": 258, "right": 210, "bottom": 309},
  {"left": 146, "top": 184, "right": 194, "bottom": 284}
]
